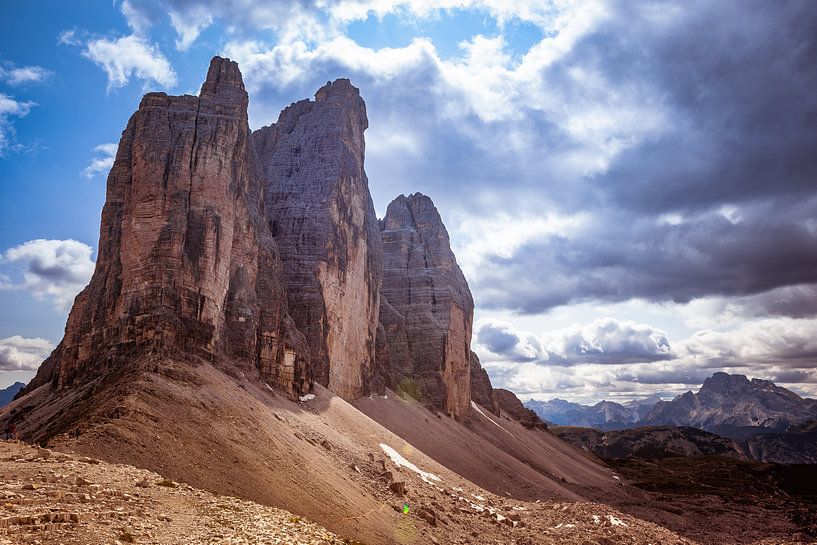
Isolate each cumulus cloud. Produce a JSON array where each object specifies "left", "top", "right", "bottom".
[
  {"left": 475, "top": 316, "right": 674, "bottom": 366},
  {"left": 677, "top": 318, "right": 817, "bottom": 368},
  {"left": 0, "top": 63, "right": 51, "bottom": 86},
  {"left": 83, "top": 35, "right": 177, "bottom": 90},
  {"left": 0, "top": 93, "right": 34, "bottom": 156},
  {"left": 0, "top": 239, "right": 95, "bottom": 310},
  {"left": 83, "top": 143, "right": 118, "bottom": 179},
  {"left": 475, "top": 319, "right": 543, "bottom": 362},
  {"left": 477, "top": 315, "right": 817, "bottom": 403},
  {"left": 472, "top": 196, "right": 817, "bottom": 313},
  {"left": 71, "top": 34, "right": 176, "bottom": 90},
  {"left": 0, "top": 336, "right": 54, "bottom": 371}
]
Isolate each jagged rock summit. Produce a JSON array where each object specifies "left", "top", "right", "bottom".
[
  {"left": 23, "top": 56, "right": 310, "bottom": 399},
  {"left": 16, "top": 56, "right": 521, "bottom": 422},
  {"left": 377, "top": 193, "right": 474, "bottom": 417},
  {"left": 253, "top": 78, "right": 382, "bottom": 400},
  {"left": 642, "top": 372, "right": 817, "bottom": 435}
]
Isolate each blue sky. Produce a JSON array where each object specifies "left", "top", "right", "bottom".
[{"left": 1, "top": 0, "right": 816, "bottom": 403}]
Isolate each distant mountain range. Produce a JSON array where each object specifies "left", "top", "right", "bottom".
[
  {"left": 526, "top": 372, "right": 817, "bottom": 436},
  {"left": 526, "top": 394, "right": 664, "bottom": 431},
  {"left": 0, "top": 382, "right": 24, "bottom": 408}
]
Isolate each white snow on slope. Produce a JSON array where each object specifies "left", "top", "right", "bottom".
[
  {"left": 470, "top": 401, "right": 515, "bottom": 437},
  {"left": 379, "top": 443, "right": 441, "bottom": 483},
  {"left": 299, "top": 394, "right": 315, "bottom": 402},
  {"left": 607, "top": 515, "right": 627, "bottom": 527}
]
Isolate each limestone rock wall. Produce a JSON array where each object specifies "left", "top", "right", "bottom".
[
  {"left": 24, "top": 57, "right": 310, "bottom": 397},
  {"left": 470, "top": 352, "right": 500, "bottom": 415},
  {"left": 21, "top": 58, "right": 505, "bottom": 417},
  {"left": 253, "top": 79, "right": 383, "bottom": 400},
  {"left": 494, "top": 389, "right": 548, "bottom": 430},
  {"left": 378, "top": 193, "right": 473, "bottom": 417}
]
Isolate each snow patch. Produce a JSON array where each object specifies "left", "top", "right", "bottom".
[
  {"left": 299, "top": 394, "right": 315, "bottom": 402},
  {"left": 607, "top": 515, "right": 627, "bottom": 527},
  {"left": 379, "top": 443, "right": 441, "bottom": 483},
  {"left": 265, "top": 383, "right": 274, "bottom": 392},
  {"left": 470, "top": 401, "right": 515, "bottom": 437},
  {"left": 592, "top": 515, "right": 600, "bottom": 524}
]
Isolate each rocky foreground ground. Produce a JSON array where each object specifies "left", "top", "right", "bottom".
[
  {"left": 0, "top": 441, "right": 337, "bottom": 544},
  {"left": 3, "top": 438, "right": 813, "bottom": 545},
  {"left": 0, "top": 439, "right": 694, "bottom": 545}
]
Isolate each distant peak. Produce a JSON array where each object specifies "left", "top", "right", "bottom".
[
  {"left": 315, "top": 78, "right": 360, "bottom": 102},
  {"left": 200, "top": 56, "right": 246, "bottom": 99}
]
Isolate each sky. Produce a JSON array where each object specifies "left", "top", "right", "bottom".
[{"left": 1, "top": 0, "right": 816, "bottom": 404}]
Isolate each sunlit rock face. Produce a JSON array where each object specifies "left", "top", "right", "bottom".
[
  {"left": 253, "top": 79, "right": 383, "bottom": 400},
  {"left": 24, "top": 57, "right": 310, "bottom": 398},
  {"left": 21, "top": 58, "right": 497, "bottom": 416},
  {"left": 377, "top": 193, "right": 474, "bottom": 418}
]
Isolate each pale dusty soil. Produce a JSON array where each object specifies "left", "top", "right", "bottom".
[{"left": 0, "top": 441, "right": 336, "bottom": 544}]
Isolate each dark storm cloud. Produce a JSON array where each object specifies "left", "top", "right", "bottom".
[
  {"left": 462, "top": 0, "right": 817, "bottom": 313},
  {"left": 585, "top": 0, "right": 817, "bottom": 212},
  {"left": 476, "top": 196, "right": 817, "bottom": 312}
]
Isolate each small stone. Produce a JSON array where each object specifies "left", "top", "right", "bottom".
[
  {"left": 417, "top": 506, "right": 437, "bottom": 526},
  {"left": 389, "top": 481, "right": 407, "bottom": 495}
]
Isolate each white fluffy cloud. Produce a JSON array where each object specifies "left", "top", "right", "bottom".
[
  {"left": 0, "top": 93, "right": 34, "bottom": 156},
  {"left": 0, "top": 239, "right": 95, "bottom": 310},
  {"left": 0, "top": 64, "right": 51, "bottom": 86},
  {"left": 477, "top": 315, "right": 817, "bottom": 403},
  {"left": 82, "top": 35, "right": 177, "bottom": 90},
  {"left": 475, "top": 316, "right": 674, "bottom": 365},
  {"left": 83, "top": 143, "right": 118, "bottom": 179},
  {"left": 676, "top": 318, "right": 817, "bottom": 368},
  {"left": 0, "top": 336, "right": 54, "bottom": 371}
]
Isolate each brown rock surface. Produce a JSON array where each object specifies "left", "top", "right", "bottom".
[
  {"left": 23, "top": 57, "right": 309, "bottom": 398},
  {"left": 378, "top": 193, "right": 473, "bottom": 417},
  {"left": 469, "top": 351, "right": 500, "bottom": 415},
  {"left": 253, "top": 79, "right": 383, "bottom": 399},
  {"left": 493, "top": 388, "right": 547, "bottom": 429}
]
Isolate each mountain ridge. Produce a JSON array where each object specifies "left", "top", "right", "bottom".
[{"left": 526, "top": 372, "right": 817, "bottom": 435}]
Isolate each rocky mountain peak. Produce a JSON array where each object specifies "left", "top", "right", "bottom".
[
  {"left": 199, "top": 57, "right": 246, "bottom": 96},
  {"left": 378, "top": 192, "right": 474, "bottom": 417},
  {"left": 315, "top": 78, "right": 361, "bottom": 101},
  {"left": 15, "top": 57, "right": 504, "bottom": 422},
  {"left": 21, "top": 55, "right": 309, "bottom": 397},
  {"left": 702, "top": 372, "right": 750, "bottom": 391},
  {"left": 382, "top": 193, "right": 438, "bottom": 231},
  {"left": 253, "top": 73, "right": 381, "bottom": 400}
]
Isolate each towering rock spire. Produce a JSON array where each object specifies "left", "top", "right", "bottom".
[
  {"left": 24, "top": 57, "right": 310, "bottom": 397},
  {"left": 378, "top": 193, "right": 474, "bottom": 418},
  {"left": 253, "top": 79, "right": 383, "bottom": 399}
]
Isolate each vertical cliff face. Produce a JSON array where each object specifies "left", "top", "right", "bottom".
[
  {"left": 21, "top": 58, "right": 499, "bottom": 416},
  {"left": 493, "top": 389, "right": 548, "bottom": 429},
  {"left": 253, "top": 80, "right": 383, "bottom": 400},
  {"left": 378, "top": 193, "right": 473, "bottom": 417},
  {"left": 25, "top": 57, "right": 310, "bottom": 397},
  {"left": 469, "top": 352, "right": 500, "bottom": 415}
]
